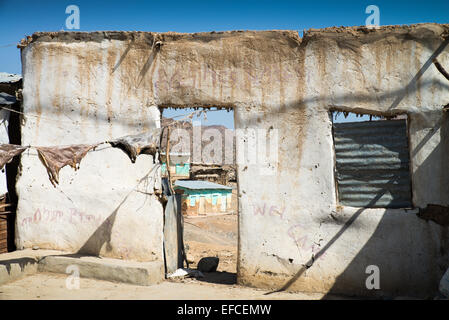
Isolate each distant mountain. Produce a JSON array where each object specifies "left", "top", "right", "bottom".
[{"left": 161, "top": 117, "right": 235, "bottom": 165}]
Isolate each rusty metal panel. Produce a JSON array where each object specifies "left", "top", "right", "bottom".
[{"left": 333, "top": 120, "right": 412, "bottom": 208}]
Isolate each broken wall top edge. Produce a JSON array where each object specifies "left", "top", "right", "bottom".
[
  {"left": 18, "top": 29, "right": 302, "bottom": 48},
  {"left": 18, "top": 23, "right": 449, "bottom": 49},
  {"left": 303, "top": 23, "right": 449, "bottom": 42}
]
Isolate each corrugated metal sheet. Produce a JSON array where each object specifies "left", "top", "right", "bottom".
[
  {"left": 333, "top": 119, "right": 412, "bottom": 208},
  {"left": 0, "top": 92, "right": 16, "bottom": 105}
]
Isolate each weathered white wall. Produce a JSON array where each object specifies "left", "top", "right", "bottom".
[
  {"left": 18, "top": 24, "right": 449, "bottom": 296},
  {"left": 18, "top": 39, "right": 163, "bottom": 262},
  {"left": 237, "top": 24, "right": 449, "bottom": 298}
]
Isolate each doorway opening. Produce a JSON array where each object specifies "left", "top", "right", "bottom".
[{"left": 160, "top": 106, "right": 238, "bottom": 285}]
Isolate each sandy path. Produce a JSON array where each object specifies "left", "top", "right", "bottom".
[{"left": 0, "top": 273, "right": 331, "bottom": 300}]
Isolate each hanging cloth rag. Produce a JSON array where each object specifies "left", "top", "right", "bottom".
[
  {"left": 36, "top": 144, "right": 98, "bottom": 186},
  {"left": 108, "top": 128, "right": 161, "bottom": 163},
  {"left": 0, "top": 144, "right": 28, "bottom": 170}
]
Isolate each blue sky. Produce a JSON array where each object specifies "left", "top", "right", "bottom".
[{"left": 1, "top": 0, "right": 448, "bottom": 127}]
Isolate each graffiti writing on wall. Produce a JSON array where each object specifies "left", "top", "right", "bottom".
[
  {"left": 287, "top": 224, "right": 327, "bottom": 260},
  {"left": 68, "top": 208, "right": 102, "bottom": 225},
  {"left": 252, "top": 203, "right": 326, "bottom": 259},
  {"left": 253, "top": 203, "right": 285, "bottom": 220},
  {"left": 21, "top": 207, "right": 103, "bottom": 227}
]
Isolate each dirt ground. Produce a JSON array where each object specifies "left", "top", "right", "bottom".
[
  {"left": 183, "top": 213, "right": 237, "bottom": 276},
  {"left": 0, "top": 272, "right": 336, "bottom": 300},
  {"left": 0, "top": 213, "right": 355, "bottom": 300}
]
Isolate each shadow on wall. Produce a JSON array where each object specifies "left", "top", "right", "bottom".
[
  {"left": 20, "top": 32, "right": 449, "bottom": 294},
  {"left": 266, "top": 113, "right": 449, "bottom": 299},
  {"left": 268, "top": 183, "right": 448, "bottom": 298},
  {"left": 411, "top": 111, "right": 449, "bottom": 207},
  {"left": 322, "top": 212, "right": 449, "bottom": 299},
  {"left": 247, "top": 37, "right": 449, "bottom": 124},
  {"left": 333, "top": 118, "right": 412, "bottom": 208},
  {"left": 76, "top": 164, "right": 160, "bottom": 256},
  {"left": 322, "top": 39, "right": 449, "bottom": 298},
  {"left": 263, "top": 38, "right": 449, "bottom": 299},
  {"left": 22, "top": 37, "right": 449, "bottom": 128},
  {"left": 76, "top": 204, "right": 119, "bottom": 256}
]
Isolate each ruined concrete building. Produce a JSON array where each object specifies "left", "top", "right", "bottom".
[
  {"left": 12, "top": 23, "right": 449, "bottom": 297},
  {"left": 189, "top": 164, "right": 236, "bottom": 187}
]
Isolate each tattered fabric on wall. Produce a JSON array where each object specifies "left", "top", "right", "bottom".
[
  {"left": 36, "top": 144, "right": 98, "bottom": 186},
  {"left": 0, "top": 144, "right": 28, "bottom": 170},
  {"left": 0, "top": 128, "right": 164, "bottom": 185},
  {"left": 109, "top": 128, "right": 161, "bottom": 163}
]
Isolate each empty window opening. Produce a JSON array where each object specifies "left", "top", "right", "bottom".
[
  {"left": 160, "top": 106, "right": 237, "bottom": 285},
  {"left": 331, "top": 111, "right": 412, "bottom": 208}
]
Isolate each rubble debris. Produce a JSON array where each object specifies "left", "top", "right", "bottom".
[
  {"left": 17, "top": 35, "right": 32, "bottom": 49},
  {"left": 36, "top": 144, "right": 98, "bottom": 186},
  {"left": 109, "top": 128, "right": 161, "bottom": 163},
  {"left": 197, "top": 256, "right": 219, "bottom": 272},
  {"left": 0, "top": 144, "right": 28, "bottom": 170},
  {"left": 417, "top": 204, "right": 449, "bottom": 226},
  {"left": 190, "top": 164, "right": 236, "bottom": 186},
  {"left": 167, "top": 268, "right": 204, "bottom": 279}
]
